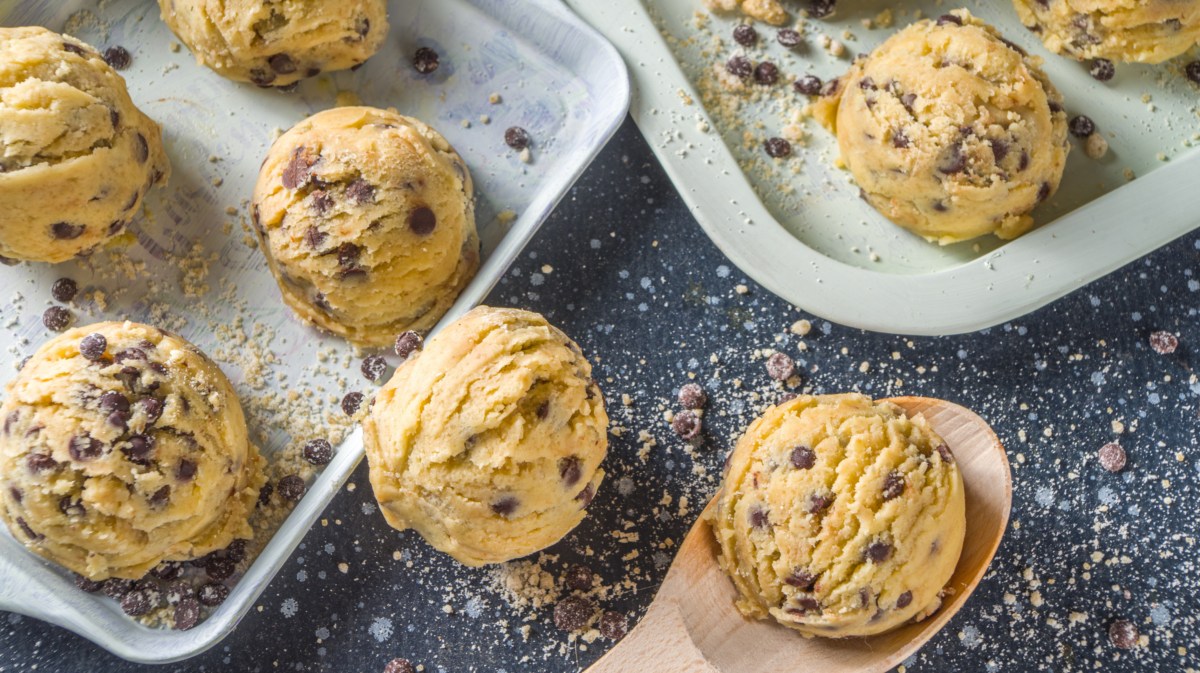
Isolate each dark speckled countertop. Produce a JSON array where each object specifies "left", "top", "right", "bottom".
[{"left": 3, "top": 119, "right": 1198, "bottom": 672}]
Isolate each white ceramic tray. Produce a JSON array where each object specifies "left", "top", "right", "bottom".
[
  {"left": 566, "top": 0, "right": 1200, "bottom": 335},
  {"left": 0, "top": 0, "right": 628, "bottom": 663}
]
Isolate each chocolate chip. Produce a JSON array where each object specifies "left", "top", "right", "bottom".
[
  {"left": 794, "top": 75, "right": 822, "bottom": 96},
  {"left": 341, "top": 392, "right": 364, "bottom": 416},
  {"left": 564, "top": 564, "right": 594, "bottom": 592},
  {"left": 75, "top": 574, "right": 104, "bottom": 593},
  {"left": 859, "top": 76, "right": 876, "bottom": 91},
  {"left": 304, "top": 226, "right": 328, "bottom": 249},
  {"left": 69, "top": 434, "right": 103, "bottom": 461},
  {"left": 900, "top": 92, "right": 917, "bottom": 113},
  {"left": 1149, "top": 331, "right": 1178, "bottom": 354},
  {"left": 268, "top": 53, "right": 296, "bottom": 74},
  {"left": 383, "top": 659, "right": 416, "bottom": 673},
  {"left": 865, "top": 540, "right": 892, "bottom": 563},
  {"left": 725, "top": 55, "right": 753, "bottom": 79},
  {"left": 935, "top": 443, "right": 954, "bottom": 464},
  {"left": 282, "top": 146, "right": 318, "bottom": 190},
  {"left": 225, "top": 539, "right": 248, "bottom": 564},
  {"left": 678, "top": 383, "right": 707, "bottom": 409},
  {"left": 732, "top": 24, "right": 757, "bottom": 46},
  {"left": 896, "top": 591, "right": 913, "bottom": 608},
  {"left": 765, "top": 352, "right": 795, "bottom": 380},
  {"left": 671, "top": 409, "right": 702, "bottom": 440},
  {"left": 1048, "top": 100, "right": 1063, "bottom": 114},
  {"left": 277, "top": 474, "right": 306, "bottom": 502},
  {"left": 7, "top": 486, "right": 20, "bottom": 503},
  {"left": 1069, "top": 115, "right": 1095, "bottom": 138},
  {"left": 102, "top": 578, "right": 135, "bottom": 599},
  {"left": 1018, "top": 150, "right": 1031, "bottom": 171},
  {"left": 1109, "top": 619, "right": 1138, "bottom": 649},
  {"left": 174, "top": 597, "right": 201, "bottom": 630},
  {"left": 249, "top": 68, "right": 276, "bottom": 86},
  {"left": 336, "top": 242, "right": 362, "bottom": 268},
  {"left": 257, "top": 481, "right": 274, "bottom": 506},
  {"left": 936, "top": 14, "right": 962, "bottom": 26},
  {"left": 999, "top": 37, "right": 1027, "bottom": 55},
  {"left": 120, "top": 434, "right": 153, "bottom": 465},
  {"left": 132, "top": 133, "right": 149, "bottom": 164},
  {"left": 807, "top": 0, "right": 836, "bottom": 19},
  {"left": 163, "top": 580, "right": 193, "bottom": 605},
  {"left": 559, "top": 456, "right": 582, "bottom": 488},
  {"left": 15, "top": 517, "right": 40, "bottom": 540},
  {"left": 26, "top": 453, "right": 58, "bottom": 474},
  {"left": 753, "top": 61, "right": 779, "bottom": 85},
  {"left": 553, "top": 595, "right": 594, "bottom": 632},
  {"left": 750, "top": 507, "right": 769, "bottom": 528},
  {"left": 151, "top": 561, "right": 183, "bottom": 581},
  {"left": 361, "top": 354, "right": 388, "bottom": 382},
  {"left": 413, "top": 47, "right": 439, "bottom": 74},
  {"left": 62, "top": 42, "right": 88, "bottom": 56},
  {"left": 393, "top": 331, "right": 423, "bottom": 360},
  {"left": 409, "top": 207, "right": 437, "bottom": 235},
  {"left": 882, "top": 471, "right": 905, "bottom": 500},
  {"left": 149, "top": 485, "right": 171, "bottom": 507},
  {"left": 575, "top": 483, "right": 596, "bottom": 508},
  {"left": 939, "top": 143, "right": 967, "bottom": 174},
  {"left": 1098, "top": 442, "right": 1126, "bottom": 473},
  {"left": 42, "top": 306, "right": 72, "bottom": 332},
  {"left": 100, "top": 390, "right": 131, "bottom": 414},
  {"left": 808, "top": 493, "right": 832, "bottom": 514},
  {"left": 599, "top": 610, "right": 628, "bottom": 640},
  {"left": 3, "top": 410, "right": 17, "bottom": 435},
  {"left": 206, "top": 556, "right": 236, "bottom": 581},
  {"left": 491, "top": 495, "right": 519, "bottom": 517},
  {"left": 789, "top": 596, "right": 819, "bottom": 614},
  {"left": 346, "top": 178, "right": 375, "bottom": 204},
  {"left": 107, "top": 410, "right": 128, "bottom": 432},
  {"left": 121, "top": 588, "right": 156, "bottom": 616},
  {"left": 197, "top": 582, "right": 229, "bottom": 607},
  {"left": 1187, "top": 61, "right": 1200, "bottom": 86},
  {"left": 102, "top": 45, "right": 131, "bottom": 69},
  {"left": 76, "top": 334, "right": 109, "bottom": 364},
  {"left": 139, "top": 397, "right": 164, "bottom": 424},
  {"left": 51, "top": 277, "right": 79, "bottom": 303},
  {"left": 304, "top": 438, "right": 334, "bottom": 465},
  {"left": 1037, "top": 182, "right": 1051, "bottom": 203},
  {"left": 1088, "top": 58, "right": 1115, "bottom": 82},
  {"left": 504, "top": 126, "right": 531, "bottom": 150},
  {"left": 784, "top": 569, "right": 817, "bottom": 590},
  {"left": 790, "top": 445, "right": 816, "bottom": 469},
  {"left": 310, "top": 191, "right": 333, "bottom": 216},
  {"left": 764, "top": 137, "right": 792, "bottom": 158},
  {"left": 892, "top": 129, "right": 910, "bottom": 149},
  {"left": 777, "top": 29, "right": 803, "bottom": 48}
]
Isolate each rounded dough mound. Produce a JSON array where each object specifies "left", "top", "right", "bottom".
[
  {"left": 0, "top": 27, "right": 170, "bottom": 264},
  {"left": 363, "top": 306, "right": 608, "bottom": 567},
  {"left": 158, "top": 0, "right": 389, "bottom": 86},
  {"left": 1013, "top": 0, "right": 1200, "bottom": 64},
  {"left": 0, "top": 322, "right": 265, "bottom": 580},
  {"left": 812, "top": 10, "right": 1068, "bottom": 245},
  {"left": 711, "top": 394, "right": 966, "bottom": 638},
  {"left": 252, "top": 106, "right": 479, "bottom": 348}
]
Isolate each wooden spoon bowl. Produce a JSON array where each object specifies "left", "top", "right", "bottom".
[{"left": 587, "top": 396, "right": 1012, "bottom": 673}]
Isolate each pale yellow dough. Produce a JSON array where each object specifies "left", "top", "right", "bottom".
[
  {"left": 0, "top": 27, "right": 170, "bottom": 263},
  {"left": 363, "top": 306, "right": 608, "bottom": 567},
  {"left": 711, "top": 393, "right": 966, "bottom": 638},
  {"left": 813, "top": 10, "right": 1069, "bottom": 245},
  {"left": 1013, "top": 0, "right": 1200, "bottom": 64},
  {"left": 703, "top": 0, "right": 790, "bottom": 25},
  {"left": 252, "top": 106, "right": 479, "bottom": 348},
  {"left": 158, "top": 0, "right": 389, "bottom": 86},
  {"left": 0, "top": 322, "right": 265, "bottom": 580}
]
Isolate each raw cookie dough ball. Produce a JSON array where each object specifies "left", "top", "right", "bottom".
[
  {"left": 158, "top": 0, "right": 389, "bottom": 86},
  {"left": 1013, "top": 0, "right": 1200, "bottom": 64},
  {"left": 812, "top": 10, "right": 1068, "bottom": 244},
  {"left": 0, "top": 27, "right": 170, "bottom": 263},
  {"left": 363, "top": 306, "right": 608, "bottom": 567},
  {"left": 252, "top": 107, "right": 479, "bottom": 348},
  {"left": 711, "top": 394, "right": 966, "bottom": 638},
  {"left": 704, "top": 0, "right": 790, "bottom": 25},
  {"left": 0, "top": 322, "right": 265, "bottom": 580}
]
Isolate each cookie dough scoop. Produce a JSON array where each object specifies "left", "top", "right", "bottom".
[
  {"left": 581, "top": 396, "right": 1010, "bottom": 673},
  {"left": 0, "top": 27, "right": 170, "bottom": 263},
  {"left": 252, "top": 106, "right": 479, "bottom": 348},
  {"left": 812, "top": 10, "right": 1068, "bottom": 244},
  {"left": 363, "top": 306, "right": 608, "bottom": 566},
  {"left": 0, "top": 322, "right": 265, "bottom": 580},
  {"left": 1013, "top": 0, "right": 1200, "bottom": 64}
]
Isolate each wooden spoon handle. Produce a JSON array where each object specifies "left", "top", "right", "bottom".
[{"left": 586, "top": 598, "right": 719, "bottom": 673}]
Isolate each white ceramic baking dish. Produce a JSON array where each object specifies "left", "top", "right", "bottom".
[
  {"left": 566, "top": 0, "right": 1200, "bottom": 335},
  {"left": 0, "top": 0, "right": 629, "bottom": 662}
]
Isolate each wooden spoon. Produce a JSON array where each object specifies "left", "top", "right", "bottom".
[{"left": 586, "top": 396, "right": 1011, "bottom": 673}]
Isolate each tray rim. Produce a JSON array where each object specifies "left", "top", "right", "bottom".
[
  {"left": 565, "top": 0, "right": 1200, "bottom": 336},
  {"left": 0, "top": 0, "right": 631, "bottom": 663}
]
